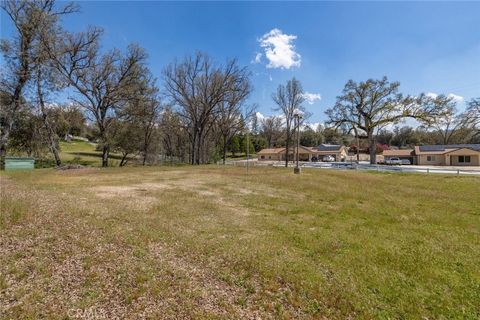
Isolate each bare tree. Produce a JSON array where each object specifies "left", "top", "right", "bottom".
[
  {"left": 48, "top": 26, "right": 150, "bottom": 167},
  {"left": 216, "top": 83, "right": 253, "bottom": 164},
  {"left": 462, "top": 98, "right": 480, "bottom": 140},
  {"left": 325, "top": 77, "right": 447, "bottom": 164},
  {"left": 260, "top": 116, "right": 284, "bottom": 148},
  {"left": 0, "top": 0, "right": 76, "bottom": 159},
  {"left": 33, "top": 66, "right": 62, "bottom": 165},
  {"left": 159, "top": 106, "right": 189, "bottom": 163},
  {"left": 163, "top": 52, "right": 251, "bottom": 164},
  {"left": 272, "top": 77, "right": 306, "bottom": 167},
  {"left": 31, "top": 11, "right": 70, "bottom": 166}
]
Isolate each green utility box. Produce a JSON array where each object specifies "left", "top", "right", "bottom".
[{"left": 4, "top": 157, "right": 35, "bottom": 171}]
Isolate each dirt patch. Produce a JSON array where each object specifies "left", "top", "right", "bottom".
[
  {"left": 95, "top": 186, "right": 142, "bottom": 198},
  {"left": 94, "top": 177, "right": 213, "bottom": 199}
]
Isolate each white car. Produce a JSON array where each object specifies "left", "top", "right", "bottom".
[
  {"left": 323, "top": 155, "right": 335, "bottom": 162},
  {"left": 385, "top": 157, "right": 402, "bottom": 165}
]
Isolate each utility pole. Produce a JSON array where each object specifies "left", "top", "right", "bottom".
[
  {"left": 246, "top": 127, "right": 250, "bottom": 176},
  {"left": 293, "top": 109, "right": 303, "bottom": 174}
]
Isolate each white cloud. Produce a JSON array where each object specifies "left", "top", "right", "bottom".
[
  {"left": 258, "top": 28, "right": 301, "bottom": 69},
  {"left": 426, "top": 92, "right": 438, "bottom": 99},
  {"left": 426, "top": 92, "right": 464, "bottom": 103},
  {"left": 302, "top": 92, "right": 322, "bottom": 105},
  {"left": 302, "top": 122, "right": 324, "bottom": 131},
  {"left": 46, "top": 102, "right": 59, "bottom": 109},
  {"left": 447, "top": 93, "right": 464, "bottom": 102},
  {"left": 252, "top": 52, "right": 262, "bottom": 64},
  {"left": 255, "top": 111, "right": 265, "bottom": 121}
]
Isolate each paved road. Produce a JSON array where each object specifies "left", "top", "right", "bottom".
[
  {"left": 302, "top": 162, "right": 480, "bottom": 175},
  {"left": 229, "top": 160, "right": 480, "bottom": 176}
]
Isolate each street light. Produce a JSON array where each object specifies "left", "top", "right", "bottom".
[{"left": 293, "top": 109, "right": 303, "bottom": 174}]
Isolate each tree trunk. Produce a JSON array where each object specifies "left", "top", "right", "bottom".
[
  {"left": 1, "top": 82, "right": 29, "bottom": 165},
  {"left": 356, "top": 134, "right": 360, "bottom": 162},
  {"left": 222, "top": 135, "right": 227, "bottom": 165},
  {"left": 119, "top": 153, "right": 129, "bottom": 167},
  {"left": 142, "top": 139, "right": 147, "bottom": 166},
  {"left": 0, "top": 118, "right": 13, "bottom": 156},
  {"left": 142, "top": 127, "right": 152, "bottom": 166},
  {"left": 37, "top": 70, "right": 61, "bottom": 166},
  {"left": 48, "top": 139, "right": 62, "bottom": 167},
  {"left": 142, "top": 139, "right": 148, "bottom": 165},
  {"left": 191, "top": 128, "right": 199, "bottom": 165},
  {"left": 194, "top": 135, "right": 200, "bottom": 165},
  {"left": 1, "top": 37, "right": 32, "bottom": 164},
  {"left": 284, "top": 128, "right": 290, "bottom": 168},
  {"left": 195, "top": 127, "right": 204, "bottom": 165},
  {"left": 102, "top": 144, "right": 109, "bottom": 167},
  {"left": 368, "top": 131, "right": 376, "bottom": 164}
]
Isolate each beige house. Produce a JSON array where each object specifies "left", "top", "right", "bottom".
[
  {"left": 382, "top": 144, "right": 480, "bottom": 166},
  {"left": 257, "top": 144, "right": 348, "bottom": 162}
]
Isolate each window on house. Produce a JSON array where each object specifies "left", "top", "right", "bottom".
[
  {"left": 427, "top": 156, "right": 436, "bottom": 161},
  {"left": 261, "top": 156, "right": 265, "bottom": 159},
  {"left": 268, "top": 156, "right": 271, "bottom": 159},
  {"left": 459, "top": 156, "right": 471, "bottom": 163}
]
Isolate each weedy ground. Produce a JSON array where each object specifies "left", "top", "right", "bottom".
[{"left": 1, "top": 166, "right": 479, "bottom": 319}]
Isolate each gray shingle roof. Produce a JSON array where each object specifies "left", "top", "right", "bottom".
[
  {"left": 418, "top": 144, "right": 480, "bottom": 152},
  {"left": 315, "top": 144, "right": 343, "bottom": 151}
]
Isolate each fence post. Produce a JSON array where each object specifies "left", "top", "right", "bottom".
[
  {"left": 457, "top": 169, "right": 460, "bottom": 176},
  {"left": 427, "top": 168, "right": 429, "bottom": 174}
]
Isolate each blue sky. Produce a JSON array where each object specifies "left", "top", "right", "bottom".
[{"left": 2, "top": 1, "right": 480, "bottom": 125}]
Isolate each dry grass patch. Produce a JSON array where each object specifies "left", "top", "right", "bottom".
[{"left": 1, "top": 166, "right": 479, "bottom": 319}]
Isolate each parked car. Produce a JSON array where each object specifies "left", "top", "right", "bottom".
[
  {"left": 385, "top": 157, "right": 402, "bottom": 165},
  {"left": 323, "top": 155, "right": 335, "bottom": 162},
  {"left": 311, "top": 156, "right": 318, "bottom": 162},
  {"left": 401, "top": 159, "right": 411, "bottom": 165}
]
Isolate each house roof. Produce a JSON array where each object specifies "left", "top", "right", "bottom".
[
  {"left": 414, "top": 146, "right": 447, "bottom": 155},
  {"left": 443, "top": 147, "right": 480, "bottom": 155},
  {"left": 416, "top": 144, "right": 480, "bottom": 154},
  {"left": 257, "top": 148, "right": 284, "bottom": 154},
  {"left": 383, "top": 149, "right": 414, "bottom": 156},
  {"left": 257, "top": 146, "right": 315, "bottom": 155},
  {"left": 315, "top": 144, "right": 344, "bottom": 152}
]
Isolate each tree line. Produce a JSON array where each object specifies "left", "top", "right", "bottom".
[{"left": 1, "top": 1, "right": 478, "bottom": 167}]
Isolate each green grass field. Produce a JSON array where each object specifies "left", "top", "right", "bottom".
[
  {"left": 57, "top": 140, "right": 103, "bottom": 165},
  {"left": 59, "top": 140, "right": 130, "bottom": 167},
  {"left": 1, "top": 166, "right": 479, "bottom": 319},
  {"left": 30, "top": 140, "right": 108, "bottom": 168}
]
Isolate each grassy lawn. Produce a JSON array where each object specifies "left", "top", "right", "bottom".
[
  {"left": 57, "top": 140, "right": 104, "bottom": 166},
  {"left": 1, "top": 166, "right": 479, "bottom": 319},
  {"left": 42, "top": 140, "right": 127, "bottom": 167}
]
